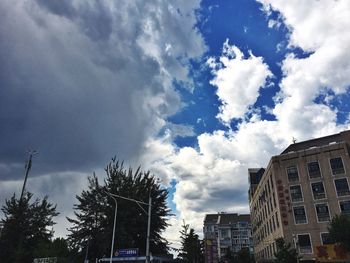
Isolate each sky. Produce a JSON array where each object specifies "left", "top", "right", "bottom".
[{"left": 1, "top": 0, "right": 350, "bottom": 252}]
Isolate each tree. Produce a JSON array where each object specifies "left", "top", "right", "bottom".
[
  {"left": 274, "top": 238, "right": 300, "bottom": 263},
  {"left": 67, "top": 158, "right": 171, "bottom": 261},
  {"left": 235, "top": 248, "right": 253, "bottom": 263},
  {"left": 33, "top": 237, "right": 71, "bottom": 259},
  {"left": 329, "top": 214, "right": 350, "bottom": 251},
  {"left": 0, "top": 192, "right": 59, "bottom": 263},
  {"left": 178, "top": 221, "right": 203, "bottom": 263}
]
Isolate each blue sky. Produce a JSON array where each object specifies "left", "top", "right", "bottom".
[{"left": 1, "top": 0, "right": 350, "bottom": 249}]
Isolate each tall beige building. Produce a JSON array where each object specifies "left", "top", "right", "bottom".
[{"left": 249, "top": 130, "right": 350, "bottom": 262}]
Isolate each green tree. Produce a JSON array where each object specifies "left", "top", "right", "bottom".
[
  {"left": 178, "top": 221, "right": 203, "bottom": 263},
  {"left": 67, "top": 159, "right": 171, "bottom": 261},
  {"left": 329, "top": 214, "right": 350, "bottom": 251},
  {"left": 274, "top": 238, "right": 299, "bottom": 263},
  {"left": 67, "top": 175, "right": 108, "bottom": 260},
  {"left": 236, "top": 248, "right": 253, "bottom": 263},
  {"left": 0, "top": 192, "right": 58, "bottom": 263},
  {"left": 33, "top": 237, "right": 71, "bottom": 259}
]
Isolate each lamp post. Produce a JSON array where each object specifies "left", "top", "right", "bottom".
[
  {"left": 105, "top": 192, "right": 118, "bottom": 263},
  {"left": 108, "top": 193, "right": 152, "bottom": 263}
]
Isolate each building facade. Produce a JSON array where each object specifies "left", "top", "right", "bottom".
[
  {"left": 203, "top": 213, "right": 253, "bottom": 263},
  {"left": 249, "top": 130, "right": 350, "bottom": 262}
]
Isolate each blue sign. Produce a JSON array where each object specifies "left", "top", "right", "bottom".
[{"left": 114, "top": 248, "right": 139, "bottom": 257}]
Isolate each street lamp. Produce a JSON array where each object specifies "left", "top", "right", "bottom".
[
  {"left": 105, "top": 191, "right": 118, "bottom": 263},
  {"left": 107, "top": 192, "right": 152, "bottom": 263}
]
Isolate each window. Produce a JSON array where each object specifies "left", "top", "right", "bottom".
[
  {"left": 290, "top": 185, "right": 303, "bottom": 202},
  {"left": 321, "top": 233, "right": 332, "bottom": 245},
  {"left": 334, "top": 178, "right": 350, "bottom": 197},
  {"left": 287, "top": 166, "right": 299, "bottom": 182},
  {"left": 293, "top": 206, "right": 307, "bottom": 224},
  {"left": 298, "top": 234, "right": 312, "bottom": 254},
  {"left": 315, "top": 203, "right": 330, "bottom": 222},
  {"left": 270, "top": 174, "right": 274, "bottom": 189},
  {"left": 220, "top": 229, "right": 229, "bottom": 239},
  {"left": 308, "top": 161, "right": 321, "bottom": 178},
  {"left": 339, "top": 200, "right": 350, "bottom": 215},
  {"left": 275, "top": 212, "right": 279, "bottom": 228},
  {"left": 311, "top": 182, "right": 326, "bottom": 200},
  {"left": 330, "top": 157, "right": 345, "bottom": 175}
]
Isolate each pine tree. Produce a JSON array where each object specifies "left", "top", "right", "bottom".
[
  {"left": 0, "top": 192, "right": 58, "bottom": 263},
  {"left": 67, "top": 175, "right": 109, "bottom": 260},
  {"left": 67, "top": 158, "right": 171, "bottom": 260},
  {"left": 178, "top": 221, "right": 203, "bottom": 263}
]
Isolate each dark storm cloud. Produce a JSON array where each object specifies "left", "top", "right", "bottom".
[
  {"left": 35, "top": 0, "right": 77, "bottom": 19},
  {"left": 0, "top": 0, "right": 205, "bottom": 181}
]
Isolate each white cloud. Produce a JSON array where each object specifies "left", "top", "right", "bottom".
[
  {"left": 141, "top": 0, "right": 350, "bottom": 250},
  {"left": 208, "top": 39, "right": 273, "bottom": 123}
]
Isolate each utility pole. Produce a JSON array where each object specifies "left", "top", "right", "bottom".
[
  {"left": 146, "top": 196, "right": 152, "bottom": 263},
  {"left": 105, "top": 191, "right": 118, "bottom": 263},
  {"left": 20, "top": 150, "right": 38, "bottom": 202},
  {"left": 106, "top": 193, "right": 152, "bottom": 263}
]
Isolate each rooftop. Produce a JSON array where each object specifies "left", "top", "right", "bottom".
[
  {"left": 204, "top": 213, "right": 250, "bottom": 225},
  {"left": 281, "top": 130, "right": 350, "bottom": 154}
]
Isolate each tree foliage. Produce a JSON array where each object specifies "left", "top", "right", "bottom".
[
  {"left": 235, "top": 248, "right": 253, "bottom": 263},
  {"left": 329, "top": 214, "right": 350, "bottom": 251},
  {"left": 178, "top": 221, "right": 203, "bottom": 263},
  {"left": 33, "top": 237, "right": 71, "bottom": 259},
  {"left": 274, "top": 238, "right": 299, "bottom": 263},
  {"left": 0, "top": 192, "right": 58, "bottom": 263},
  {"left": 223, "top": 248, "right": 253, "bottom": 263},
  {"left": 67, "top": 158, "right": 171, "bottom": 261}
]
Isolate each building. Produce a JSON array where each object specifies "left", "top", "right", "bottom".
[
  {"left": 248, "top": 130, "right": 350, "bottom": 262},
  {"left": 203, "top": 213, "right": 253, "bottom": 263}
]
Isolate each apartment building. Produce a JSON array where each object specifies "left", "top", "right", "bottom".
[
  {"left": 203, "top": 213, "right": 253, "bottom": 263},
  {"left": 248, "top": 130, "right": 350, "bottom": 262}
]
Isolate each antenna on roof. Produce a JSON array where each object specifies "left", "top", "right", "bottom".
[{"left": 292, "top": 137, "right": 297, "bottom": 144}]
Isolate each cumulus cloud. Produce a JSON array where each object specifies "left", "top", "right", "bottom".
[
  {"left": 141, "top": 0, "right": 350, "bottom": 244},
  {"left": 208, "top": 40, "right": 273, "bottom": 123}
]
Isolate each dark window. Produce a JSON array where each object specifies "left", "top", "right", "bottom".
[
  {"left": 298, "top": 234, "right": 312, "bottom": 254},
  {"left": 293, "top": 206, "right": 307, "bottom": 224},
  {"left": 321, "top": 233, "right": 332, "bottom": 245},
  {"left": 311, "top": 182, "right": 326, "bottom": 200},
  {"left": 334, "top": 178, "right": 350, "bottom": 197},
  {"left": 270, "top": 174, "right": 274, "bottom": 189},
  {"left": 330, "top": 157, "right": 345, "bottom": 175},
  {"left": 290, "top": 185, "right": 303, "bottom": 202},
  {"left": 287, "top": 166, "right": 299, "bottom": 182},
  {"left": 340, "top": 200, "right": 350, "bottom": 215},
  {"left": 308, "top": 162, "right": 321, "bottom": 178},
  {"left": 275, "top": 212, "right": 279, "bottom": 228},
  {"left": 315, "top": 204, "right": 330, "bottom": 222}
]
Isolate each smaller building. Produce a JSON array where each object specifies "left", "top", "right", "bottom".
[{"left": 203, "top": 213, "right": 253, "bottom": 263}]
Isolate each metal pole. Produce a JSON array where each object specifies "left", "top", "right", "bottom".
[
  {"left": 84, "top": 239, "right": 89, "bottom": 263},
  {"left": 110, "top": 196, "right": 118, "bottom": 263},
  {"left": 146, "top": 196, "right": 151, "bottom": 263},
  {"left": 20, "top": 150, "right": 38, "bottom": 202}
]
